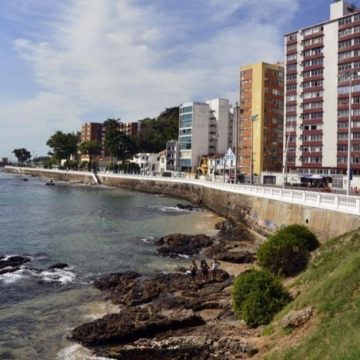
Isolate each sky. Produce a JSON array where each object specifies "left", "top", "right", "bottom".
[{"left": 0, "top": 0, "right": 338, "bottom": 158}]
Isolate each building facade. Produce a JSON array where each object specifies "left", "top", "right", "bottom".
[
  {"left": 81, "top": 122, "right": 103, "bottom": 144},
  {"left": 166, "top": 140, "right": 179, "bottom": 171},
  {"left": 284, "top": 0, "right": 360, "bottom": 176},
  {"left": 178, "top": 98, "right": 233, "bottom": 171},
  {"left": 120, "top": 122, "right": 139, "bottom": 138},
  {"left": 80, "top": 122, "right": 103, "bottom": 161},
  {"left": 131, "top": 153, "right": 159, "bottom": 174},
  {"left": 239, "top": 62, "right": 284, "bottom": 176}
]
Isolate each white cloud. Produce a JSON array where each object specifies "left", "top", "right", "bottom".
[{"left": 0, "top": 0, "right": 300, "bottom": 156}]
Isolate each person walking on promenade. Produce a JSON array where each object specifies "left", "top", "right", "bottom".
[
  {"left": 210, "top": 259, "right": 220, "bottom": 281},
  {"left": 200, "top": 259, "right": 209, "bottom": 282},
  {"left": 189, "top": 260, "right": 198, "bottom": 284}
]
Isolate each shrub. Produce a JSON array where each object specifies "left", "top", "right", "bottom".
[
  {"left": 257, "top": 233, "right": 310, "bottom": 276},
  {"left": 277, "top": 224, "right": 319, "bottom": 252},
  {"left": 232, "top": 270, "right": 290, "bottom": 326}
]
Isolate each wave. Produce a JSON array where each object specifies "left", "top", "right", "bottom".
[
  {"left": 0, "top": 265, "right": 77, "bottom": 285},
  {"left": 146, "top": 205, "right": 191, "bottom": 213},
  {"left": 57, "top": 344, "right": 115, "bottom": 360},
  {"left": 140, "top": 236, "right": 155, "bottom": 244}
]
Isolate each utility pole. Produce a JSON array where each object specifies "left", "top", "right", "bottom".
[{"left": 234, "top": 102, "right": 239, "bottom": 184}]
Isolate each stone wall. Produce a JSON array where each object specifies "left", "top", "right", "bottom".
[
  {"left": 98, "top": 176, "right": 360, "bottom": 242},
  {"left": 5, "top": 167, "right": 360, "bottom": 241},
  {"left": 5, "top": 167, "right": 95, "bottom": 185}
]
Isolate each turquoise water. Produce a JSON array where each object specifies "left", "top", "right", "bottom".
[{"left": 0, "top": 171, "right": 218, "bottom": 359}]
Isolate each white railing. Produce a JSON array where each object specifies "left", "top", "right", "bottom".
[
  {"left": 98, "top": 172, "right": 360, "bottom": 216},
  {"left": 5, "top": 166, "right": 360, "bottom": 216}
]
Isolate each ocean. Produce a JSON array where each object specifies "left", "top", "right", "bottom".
[{"left": 0, "top": 170, "right": 218, "bottom": 359}]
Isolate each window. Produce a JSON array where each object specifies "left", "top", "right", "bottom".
[
  {"left": 181, "top": 106, "right": 192, "bottom": 114},
  {"left": 339, "top": 40, "right": 352, "bottom": 48},
  {"left": 287, "top": 74, "right": 297, "bottom": 81},
  {"left": 339, "top": 28, "right": 352, "bottom": 37},
  {"left": 287, "top": 95, "right": 296, "bottom": 101},
  {"left": 339, "top": 17, "right": 352, "bottom": 26},
  {"left": 287, "top": 54, "right": 297, "bottom": 61},
  {"left": 339, "top": 51, "right": 353, "bottom": 60},
  {"left": 287, "top": 64, "right": 297, "bottom": 72},
  {"left": 338, "top": 122, "right": 348, "bottom": 128},
  {"left": 286, "top": 84, "right": 296, "bottom": 91}
]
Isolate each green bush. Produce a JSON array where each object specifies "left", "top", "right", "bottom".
[
  {"left": 257, "top": 233, "right": 310, "bottom": 276},
  {"left": 232, "top": 270, "right": 290, "bottom": 326},
  {"left": 277, "top": 224, "right": 319, "bottom": 252}
]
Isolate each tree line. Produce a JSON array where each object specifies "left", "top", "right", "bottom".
[{"left": 12, "top": 107, "right": 179, "bottom": 170}]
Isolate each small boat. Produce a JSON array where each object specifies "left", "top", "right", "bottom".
[
  {"left": 23, "top": 178, "right": 28, "bottom": 182},
  {"left": 46, "top": 180, "right": 55, "bottom": 186}
]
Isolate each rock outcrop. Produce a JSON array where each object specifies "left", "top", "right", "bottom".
[
  {"left": 280, "top": 306, "right": 314, "bottom": 329},
  {"left": 156, "top": 234, "right": 213, "bottom": 257},
  {"left": 0, "top": 255, "right": 31, "bottom": 275}
]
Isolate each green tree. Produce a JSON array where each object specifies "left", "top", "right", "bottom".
[
  {"left": 12, "top": 148, "right": 31, "bottom": 165},
  {"left": 46, "top": 131, "right": 80, "bottom": 167},
  {"left": 79, "top": 140, "right": 101, "bottom": 171},
  {"left": 136, "top": 107, "right": 179, "bottom": 153},
  {"left": 232, "top": 270, "right": 290, "bottom": 326},
  {"left": 103, "top": 118, "right": 137, "bottom": 163}
]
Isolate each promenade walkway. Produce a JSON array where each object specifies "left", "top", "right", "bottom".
[{"left": 6, "top": 166, "right": 360, "bottom": 216}]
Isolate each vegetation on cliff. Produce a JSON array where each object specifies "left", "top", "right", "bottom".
[
  {"left": 136, "top": 107, "right": 179, "bottom": 153},
  {"left": 263, "top": 230, "right": 360, "bottom": 359},
  {"left": 232, "top": 270, "right": 291, "bottom": 326},
  {"left": 257, "top": 224, "right": 319, "bottom": 277}
]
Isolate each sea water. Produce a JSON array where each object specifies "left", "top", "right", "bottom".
[{"left": 0, "top": 171, "right": 219, "bottom": 359}]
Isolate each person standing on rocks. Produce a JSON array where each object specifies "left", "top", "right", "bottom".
[
  {"left": 210, "top": 259, "right": 220, "bottom": 281},
  {"left": 189, "top": 260, "right": 198, "bottom": 284},
  {"left": 200, "top": 259, "right": 209, "bottom": 282}
]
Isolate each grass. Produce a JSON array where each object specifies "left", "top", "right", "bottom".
[{"left": 263, "top": 230, "right": 360, "bottom": 360}]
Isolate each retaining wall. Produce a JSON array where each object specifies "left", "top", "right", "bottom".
[{"left": 5, "top": 167, "right": 360, "bottom": 241}]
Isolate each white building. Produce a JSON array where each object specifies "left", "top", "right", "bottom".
[
  {"left": 158, "top": 150, "right": 167, "bottom": 174},
  {"left": 207, "top": 148, "right": 236, "bottom": 180},
  {"left": 284, "top": 0, "right": 360, "bottom": 178},
  {"left": 131, "top": 153, "right": 159, "bottom": 174},
  {"left": 166, "top": 140, "right": 179, "bottom": 171},
  {"left": 179, "top": 98, "right": 233, "bottom": 171}
]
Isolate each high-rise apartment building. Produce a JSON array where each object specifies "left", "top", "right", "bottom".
[
  {"left": 120, "top": 122, "right": 139, "bottom": 138},
  {"left": 284, "top": 0, "right": 360, "bottom": 175},
  {"left": 178, "top": 98, "right": 233, "bottom": 171},
  {"left": 239, "top": 62, "right": 284, "bottom": 176},
  {"left": 81, "top": 122, "right": 103, "bottom": 144}
]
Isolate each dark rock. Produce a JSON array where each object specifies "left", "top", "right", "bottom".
[
  {"left": 48, "top": 263, "right": 69, "bottom": 270},
  {"left": 176, "top": 204, "right": 201, "bottom": 211},
  {"left": 94, "top": 272, "right": 141, "bottom": 291},
  {"left": 70, "top": 308, "right": 205, "bottom": 347},
  {"left": 0, "top": 256, "right": 30, "bottom": 270},
  {"left": 95, "top": 336, "right": 211, "bottom": 360},
  {"left": 215, "top": 219, "right": 253, "bottom": 242},
  {"left": 215, "top": 219, "right": 236, "bottom": 233},
  {"left": 156, "top": 234, "right": 213, "bottom": 257},
  {"left": 215, "top": 250, "right": 255, "bottom": 264}
]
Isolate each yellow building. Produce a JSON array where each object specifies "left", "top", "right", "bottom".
[{"left": 239, "top": 62, "right": 284, "bottom": 177}]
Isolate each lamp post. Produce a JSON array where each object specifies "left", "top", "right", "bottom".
[
  {"left": 250, "top": 114, "right": 258, "bottom": 185},
  {"left": 342, "top": 70, "right": 360, "bottom": 195},
  {"left": 283, "top": 118, "right": 295, "bottom": 189},
  {"left": 234, "top": 101, "right": 240, "bottom": 184}
]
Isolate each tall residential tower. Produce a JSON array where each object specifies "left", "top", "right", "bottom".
[
  {"left": 239, "top": 62, "right": 284, "bottom": 176},
  {"left": 178, "top": 98, "right": 233, "bottom": 171},
  {"left": 284, "top": 0, "right": 360, "bottom": 176}
]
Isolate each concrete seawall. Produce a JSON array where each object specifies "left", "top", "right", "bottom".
[{"left": 5, "top": 167, "right": 360, "bottom": 241}]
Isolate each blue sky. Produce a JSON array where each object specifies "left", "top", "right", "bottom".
[{"left": 0, "top": 0, "right": 335, "bottom": 158}]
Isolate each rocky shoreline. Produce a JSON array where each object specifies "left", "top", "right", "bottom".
[{"left": 70, "top": 215, "right": 263, "bottom": 359}]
